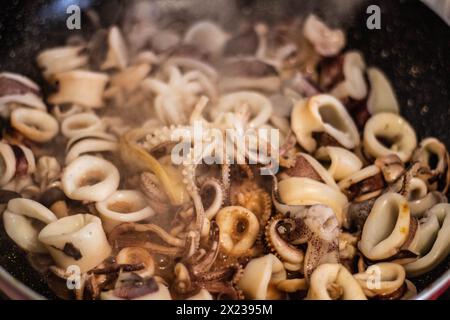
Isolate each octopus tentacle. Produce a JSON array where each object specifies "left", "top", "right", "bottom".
[
  {"left": 265, "top": 216, "right": 304, "bottom": 269},
  {"left": 200, "top": 178, "right": 225, "bottom": 220}
]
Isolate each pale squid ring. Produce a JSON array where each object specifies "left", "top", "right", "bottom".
[
  {"left": 0, "top": 142, "right": 16, "bottom": 186},
  {"left": 278, "top": 177, "right": 348, "bottom": 225},
  {"left": 65, "top": 133, "right": 118, "bottom": 164},
  {"left": 61, "top": 112, "right": 105, "bottom": 138},
  {"left": 307, "top": 263, "right": 367, "bottom": 300},
  {"left": 363, "top": 112, "right": 417, "bottom": 162},
  {"left": 405, "top": 203, "right": 450, "bottom": 277},
  {"left": 11, "top": 108, "right": 59, "bottom": 143},
  {"left": 48, "top": 70, "right": 109, "bottom": 108},
  {"left": 3, "top": 198, "right": 57, "bottom": 253},
  {"left": 315, "top": 146, "right": 363, "bottom": 181},
  {"left": 213, "top": 91, "right": 273, "bottom": 128},
  {"left": 216, "top": 206, "right": 260, "bottom": 256},
  {"left": 61, "top": 155, "right": 120, "bottom": 202},
  {"left": 237, "top": 254, "right": 287, "bottom": 300},
  {"left": 38, "top": 214, "right": 112, "bottom": 272},
  {"left": 354, "top": 263, "right": 406, "bottom": 298},
  {"left": 291, "top": 94, "right": 360, "bottom": 152},
  {"left": 96, "top": 190, "right": 155, "bottom": 232},
  {"left": 359, "top": 193, "right": 410, "bottom": 260},
  {"left": 0, "top": 142, "right": 36, "bottom": 186}
]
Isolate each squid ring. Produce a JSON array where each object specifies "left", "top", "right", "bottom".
[
  {"left": 65, "top": 136, "right": 118, "bottom": 164},
  {"left": 38, "top": 214, "right": 112, "bottom": 272},
  {"left": 307, "top": 263, "right": 367, "bottom": 300},
  {"left": 354, "top": 263, "right": 406, "bottom": 298},
  {"left": 291, "top": 94, "right": 360, "bottom": 152},
  {"left": 359, "top": 193, "right": 410, "bottom": 260},
  {"left": 315, "top": 146, "right": 363, "bottom": 182},
  {"left": 11, "top": 108, "right": 59, "bottom": 143},
  {"left": 216, "top": 206, "right": 260, "bottom": 256},
  {"left": 62, "top": 155, "right": 120, "bottom": 202},
  {"left": 278, "top": 177, "right": 348, "bottom": 225},
  {"left": 364, "top": 112, "right": 417, "bottom": 162},
  {"left": 61, "top": 112, "right": 105, "bottom": 138},
  {"left": 0, "top": 142, "right": 17, "bottom": 186},
  {"left": 238, "top": 254, "right": 287, "bottom": 300},
  {"left": 96, "top": 190, "right": 155, "bottom": 232},
  {"left": 3, "top": 198, "right": 57, "bottom": 253},
  {"left": 405, "top": 203, "right": 450, "bottom": 277}
]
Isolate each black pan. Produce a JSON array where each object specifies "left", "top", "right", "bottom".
[{"left": 0, "top": 0, "right": 449, "bottom": 299}]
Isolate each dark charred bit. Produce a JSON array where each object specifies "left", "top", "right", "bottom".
[
  {"left": 312, "top": 132, "right": 342, "bottom": 148},
  {"left": 89, "top": 263, "right": 145, "bottom": 275},
  {"left": 318, "top": 55, "right": 345, "bottom": 91},
  {"left": 223, "top": 27, "right": 259, "bottom": 57},
  {"left": 221, "top": 58, "right": 278, "bottom": 78},
  {"left": 10, "top": 144, "right": 28, "bottom": 176},
  {"left": 51, "top": 243, "right": 83, "bottom": 261},
  {"left": 0, "top": 189, "right": 22, "bottom": 204},
  {"left": 0, "top": 75, "right": 40, "bottom": 97},
  {"left": 39, "top": 187, "right": 66, "bottom": 208},
  {"left": 346, "top": 173, "right": 385, "bottom": 201},
  {"left": 284, "top": 154, "right": 323, "bottom": 182},
  {"left": 114, "top": 275, "right": 159, "bottom": 300}
]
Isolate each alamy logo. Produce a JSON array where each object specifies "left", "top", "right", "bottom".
[
  {"left": 66, "top": 265, "right": 82, "bottom": 289},
  {"left": 66, "top": 5, "right": 81, "bottom": 30},
  {"left": 367, "top": 5, "right": 381, "bottom": 30}
]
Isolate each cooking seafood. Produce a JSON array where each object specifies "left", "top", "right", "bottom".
[{"left": 0, "top": 4, "right": 449, "bottom": 301}]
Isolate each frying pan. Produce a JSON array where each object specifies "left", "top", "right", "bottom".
[{"left": 0, "top": 0, "right": 449, "bottom": 300}]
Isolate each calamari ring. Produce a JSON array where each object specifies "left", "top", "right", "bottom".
[
  {"left": 48, "top": 70, "right": 109, "bottom": 108},
  {"left": 0, "top": 142, "right": 17, "bottom": 186},
  {"left": 61, "top": 112, "right": 105, "bottom": 138},
  {"left": 11, "top": 107, "right": 59, "bottom": 142},
  {"left": 405, "top": 203, "right": 450, "bottom": 277},
  {"left": 354, "top": 263, "right": 406, "bottom": 298},
  {"left": 412, "top": 137, "right": 450, "bottom": 193},
  {"left": 364, "top": 112, "right": 417, "bottom": 162},
  {"left": 291, "top": 94, "right": 360, "bottom": 152},
  {"left": 38, "top": 214, "right": 112, "bottom": 272},
  {"left": 307, "top": 263, "right": 367, "bottom": 300},
  {"left": 62, "top": 155, "right": 120, "bottom": 202},
  {"left": 3, "top": 198, "right": 57, "bottom": 253},
  {"left": 278, "top": 177, "right": 348, "bottom": 225},
  {"left": 216, "top": 206, "right": 260, "bottom": 256},
  {"left": 237, "top": 254, "right": 286, "bottom": 300},
  {"left": 96, "top": 190, "right": 155, "bottom": 232},
  {"left": 65, "top": 138, "right": 118, "bottom": 164},
  {"left": 315, "top": 146, "right": 363, "bottom": 182},
  {"left": 359, "top": 193, "right": 410, "bottom": 260}
]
